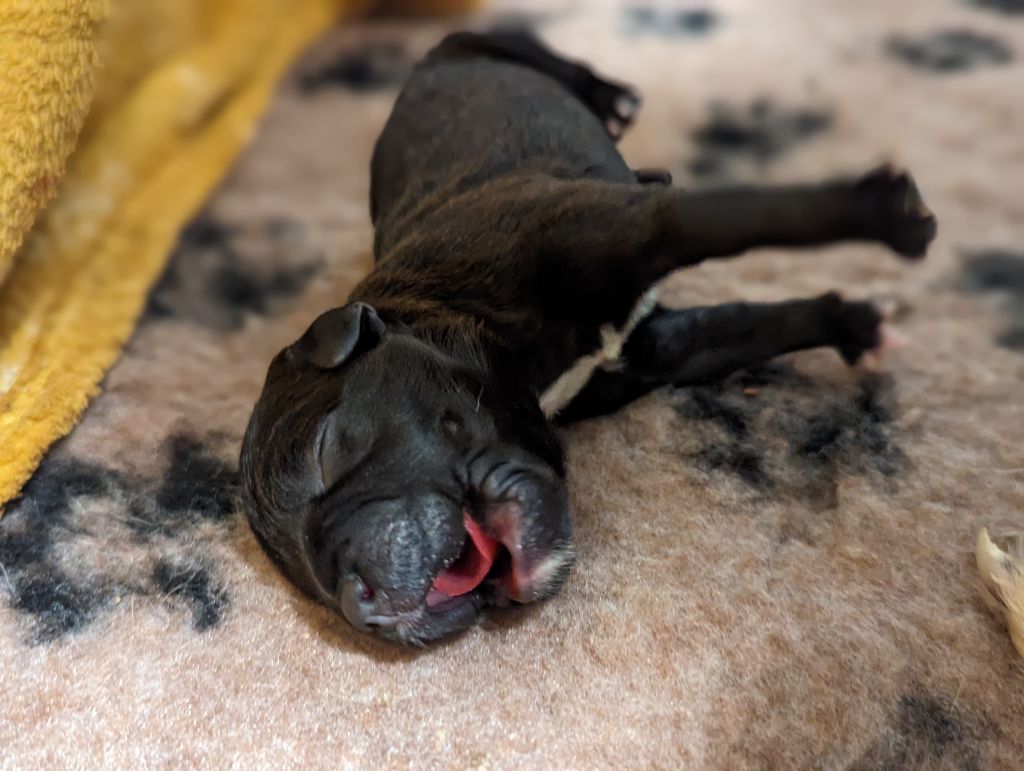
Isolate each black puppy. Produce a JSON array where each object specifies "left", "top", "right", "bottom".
[{"left": 240, "top": 30, "right": 936, "bottom": 645}]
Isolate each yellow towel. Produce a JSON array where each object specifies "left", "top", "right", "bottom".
[{"left": 0, "top": 0, "right": 477, "bottom": 509}]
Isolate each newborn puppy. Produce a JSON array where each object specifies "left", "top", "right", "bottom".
[{"left": 240, "top": 30, "right": 937, "bottom": 645}]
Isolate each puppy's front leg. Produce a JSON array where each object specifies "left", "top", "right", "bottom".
[
  {"left": 534, "top": 165, "right": 935, "bottom": 311},
  {"left": 654, "top": 164, "right": 937, "bottom": 264}
]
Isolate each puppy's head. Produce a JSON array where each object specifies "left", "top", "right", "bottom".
[{"left": 240, "top": 303, "right": 575, "bottom": 645}]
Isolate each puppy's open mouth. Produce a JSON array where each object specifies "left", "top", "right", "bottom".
[
  {"left": 350, "top": 505, "right": 574, "bottom": 645},
  {"left": 426, "top": 510, "right": 509, "bottom": 610}
]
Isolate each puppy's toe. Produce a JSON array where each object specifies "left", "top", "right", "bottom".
[
  {"left": 586, "top": 78, "right": 641, "bottom": 139},
  {"left": 826, "top": 294, "right": 906, "bottom": 367},
  {"left": 614, "top": 89, "right": 641, "bottom": 122},
  {"left": 855, "top": 323, "right": 909, "bottom": 372}
]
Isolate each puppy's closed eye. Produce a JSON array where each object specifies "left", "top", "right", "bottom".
[
  {"left": 317, "top": 420, "right": 374, "bottom": 492},
  {"left": 440, "top": 409, "right": 464, "bottom": 439}
]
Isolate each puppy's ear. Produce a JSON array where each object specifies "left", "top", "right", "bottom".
[{"left": 289, "top": 302, "right": 386, "bottom": 370}]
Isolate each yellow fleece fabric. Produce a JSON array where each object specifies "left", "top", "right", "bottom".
[{"left": 0, "top": 0, "right": 477, "bottom": 509}]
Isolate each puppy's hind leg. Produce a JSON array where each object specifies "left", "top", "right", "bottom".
[
  {"left": 431, "top": 30, "right": 641, "bottom": 139},
  {"left": 553, "top": 293, "right": 894, "bottom": 423}
]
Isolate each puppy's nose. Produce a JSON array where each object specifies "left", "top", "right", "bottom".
[
  {"left": 339, "top": 574, "right": 420, "bottom": 632},
  {"left": 339, "top": 574, "right": 377, "bottom": 631}
]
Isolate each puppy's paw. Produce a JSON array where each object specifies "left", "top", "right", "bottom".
[
  {"left": 855, "top": 164, "right": 938, "bottom": 259},
  {"left": 824, "top": 292, "right": 907, "bottom": 369},
  {"left": 585, "top": 76, "right": 641, "bottom": 139},
  {"left": 855, "top": 323, "right": 909, "bottom": 372}
]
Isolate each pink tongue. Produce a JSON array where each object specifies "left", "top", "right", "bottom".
[{"left": 431, "top": 510, "right": 500, "bottom": 597}]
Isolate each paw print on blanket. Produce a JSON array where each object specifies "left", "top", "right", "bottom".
[
  {"left": 667, "top": 364, "right": 907, "bottom": 543},
  {"left": 623, "top": 6, "right": 718, "bottom": 38},
  {"left": 965, "top": 0, "right": 1024, "bottom": 16},
  {"left": 887, "top": 29, "right": 1013, "bottom": 74},
  {"left": 686, "top": 99, "right": 833, "bottom": 181},
  {"left": 959, "top": 249, "right": 1024, "bottom": 353},
  {"left": 852, "top": 691, "right": 999, "bottom": 770},
  {"left": 0, "top": 434, "right": 237, "bottom": 644},
  {"left": 143, "top": 216, "right": 322, "bottom": 332},
  {"left": 297, "top": 41, "right": 411, "bottom": 93}
]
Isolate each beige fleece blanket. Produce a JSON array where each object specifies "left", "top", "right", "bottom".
[{"left": 1, "top": 1, "right": 1022, "bottom": 768}]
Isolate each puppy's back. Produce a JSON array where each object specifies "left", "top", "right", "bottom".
[{"left": 369, "top": 53, "right": 634, "bottom": 235}]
